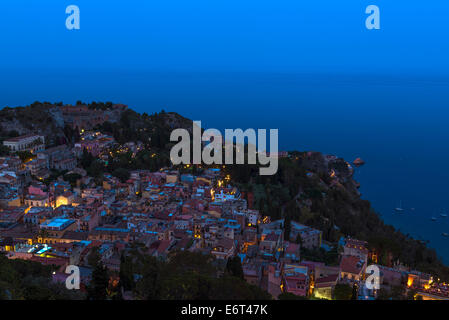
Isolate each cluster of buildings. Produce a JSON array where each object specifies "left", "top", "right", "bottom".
[
  {"left": 407, "top": 271, "right": 449, "bottom": 300},
  {"left": 0, "top": 131, "right": 448, "bottom": 300},
  {"left": 75, "top": 131, "right": 116, "bottom": 158},
  {"left": 60, "top": 104, "right": 126, "bottom": 130},
  {"left": 2, "top": 134, "right": 46, "bottom": 153},
  {"left": 0, "top": 128, "right": 125, "bottom": 184},
  {"left": 1, "top": 134, "right": 78, "bottom": 181}
]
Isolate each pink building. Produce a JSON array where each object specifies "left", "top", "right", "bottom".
[{"left": 283, "top": 274, "right": 309, "bottom": 297}]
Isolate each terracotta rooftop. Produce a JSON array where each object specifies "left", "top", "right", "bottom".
[
  {"left": 4, "top": 134, "right": 43, "bottom": 143},
  {"left": 340, "top": 255, "right": 365, "bottom": 275}
]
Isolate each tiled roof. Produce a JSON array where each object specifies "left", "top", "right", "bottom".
[{"left": 340, "top": 255, "right": 365, "bottom": 275}]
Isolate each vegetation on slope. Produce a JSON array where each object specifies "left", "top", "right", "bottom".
[
  {"left": 225, "top": 153, "right": 449, "bottom": 281},
  {"left": 0, "top": 253, "right": 84, "bottom": 300}
]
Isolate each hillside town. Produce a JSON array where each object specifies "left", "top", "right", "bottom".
[{"left": 0, "top": 104, "right": 448, "bottom": 300}]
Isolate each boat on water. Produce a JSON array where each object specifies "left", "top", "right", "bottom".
[
  {"left": 353, "top": 157, "right": 365, "bottom": 167},
  {"left": 441, "top": 214, "right": 448, "bottom": 218},
  {"left": 394, "top": 200, "right": 404, "bottom": 213},
  {"left": 431, "top": 217, "right": 437, "bottom": 221},
  {"left": 442, "top": 233, "right": 449, "bottom": 237}
]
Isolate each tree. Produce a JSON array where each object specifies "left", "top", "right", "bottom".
[
  {"left": 87, "top": 160, "right": 105, "bottom": 179},
  {"left": 284, "top": 218, "right": 291, "bottom": 241},
  {"left": 226, "top": 256, "right": 244, "bottom": 279},
  {"left": 112, "top": 167, "right": 130, "bottom": 182},
  {"left": 8, "top": 130, "right": 19, "bottom": 137},
  {"left": 87, "top": 263, "right": 109, "bottom": 300},
  {"left": 377, "top": 285, "right": 406, "bottom": 300},
  {"left": 135, "top": 256, "right": 163, "bottom": 299},
  {"left": 0, "top": 253, "right": 85, "bottom": 300},
  {"left": 333, "top": 283, "right": 353, "bottom": 300},
  {"left": 278, "top": 292, "right": 307, "bottom": 300},
  {"left": 17, "top": 151, "right": 35, "bottom": 163},
  {"left": 63, "top": 173, "right": 82, "bottom": 187},
  {"left": 80, "top": 148, "right": 95, "bottom": 168},
  {"left": 119, "top": 253, "right": 136, "bottom": 291},
  {"left": 0, "top": 145, "right": 10, "bottom": 156},
  {"left": 87, "top": 247, "right": 101, "bottom": 268}
]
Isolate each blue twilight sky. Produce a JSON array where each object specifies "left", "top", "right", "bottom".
[{"left": 0, "top": 0, "right": 448, "bottom": 75}]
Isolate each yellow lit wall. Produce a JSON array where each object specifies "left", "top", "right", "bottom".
[{"left": 56, "top": 196, "right": 68, "bottom": 208}]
